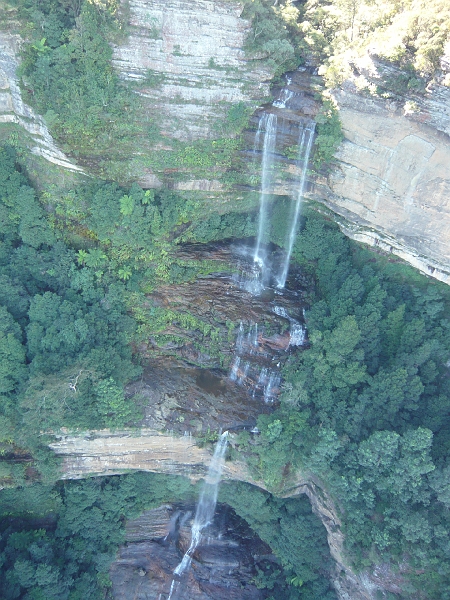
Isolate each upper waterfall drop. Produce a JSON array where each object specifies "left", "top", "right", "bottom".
[
  {"left": 276, "top": 121, "right": 315, "bottom": 289},
  {"left": 254, "top": 112, "right": 278, "bottom": 268}
]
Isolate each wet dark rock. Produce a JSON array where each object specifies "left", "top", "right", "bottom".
[
  {"left": 110, "top": 503, "right": 278, "bottom": 600},
  {"left": 127, "top": 241, "right": 309, "bottom": 434}
]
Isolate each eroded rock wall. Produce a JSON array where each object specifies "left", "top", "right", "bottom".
[
  {"left": 323, "top": 76, "right": 450, "bottom": 284},
  {"left": 247, "top": 62, "right": 450, "bottom": 284},
  {"left": 50, "top": 429, "right": 381, "bottom": 600}
]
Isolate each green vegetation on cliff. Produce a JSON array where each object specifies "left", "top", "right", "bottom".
[
  {"left": 298, "top": 0, "right": 450, "bottom": 86},
  {"left": 0, "top": 145, "right": 143, "bottom": 481},
  {"left": 0, "top": 143, "right": 257, "bottom": 482},
  {"left": 234, "top": 210, "right": 450, "bottom": 598}
]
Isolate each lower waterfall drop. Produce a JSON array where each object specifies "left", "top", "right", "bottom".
[{"left": 167, "top": 431, "right": 229, "bottom": 600}]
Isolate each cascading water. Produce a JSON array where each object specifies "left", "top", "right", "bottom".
[
  {"left": 229, "top": 356, "right": 241, "bottom": 382},
  {"left": 167, "top": 431, "right": 229, "bottom": 600},
  {"left": 273, "top": 88, "right": 294, "bottom": 109},
  {"left": 277, "top": 121, "right": 315, "bottom": 288},
  {"left": 273, "top": 305, "right": 307, "bottom": 348},
  {"left": 254, "top": 112, "right": 278, "bottom": 269}
]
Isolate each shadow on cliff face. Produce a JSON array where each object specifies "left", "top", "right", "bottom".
[{"left": 110, "top": 503, "right": 278, "bottom": 600}]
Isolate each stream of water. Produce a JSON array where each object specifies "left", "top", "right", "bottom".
[
  {"left": 277, "top": 121, "right": 315, "bottom": 288},
  {"left": 167, "top": 87, "right": 314, "bottom": 598},
  {"left": 254, "top": 112, "right": 278, "bottom": 269},
  {"left": 167, "top": 431, "right": 229, "bottom": 599}
]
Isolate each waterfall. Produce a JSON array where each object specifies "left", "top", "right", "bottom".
[
  {"left": 289, "top": 322, "right": 306, "bottom": 347},
  {"left": 254, "top": 112, "right": 278, "bottom": 268},
  {"left": 230, "top": 356, "right": 240, "bottom": 381},
  {"left": 273, "top": 88, "right": 294, "bottom": 109},
  {"left": 264, "top": 371, "right": 281, "bottom": 403},
  {"left": 273, "top": 305, "right": 307, "bottom": 348},
  {"left": 167, "top": 432, "right": 229, "bottom": 599},
  {"left": 277, "top": 121, "right": 315, "bottom": 288}
]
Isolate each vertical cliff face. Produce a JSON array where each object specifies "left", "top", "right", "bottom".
[
  {"left": 110, "top": 503, "right": 276, "bottom": 599},
  {"left": 2, "top": 0, "right": 450, "bottom": 280},
  {"left": 321, "top": 56, "right": 450, "bottom": 284},
  {"left": 248, "top": 58, "right": 450, "bottom": 284},
  {"left": 112, "top": 0, "right": 271, "bottom": 142}
]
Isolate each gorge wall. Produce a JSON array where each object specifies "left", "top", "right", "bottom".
[
  {"left": 110, "top": 0, "right": 450, "bottom": 283},
  {"left": 50, "top": 429, "right": 376, "bottom": 600},
  {"left": 0, "top": 29, "right": 82, "bottom": 172},
  {"left": 322, "top": 54, "right": 450, "bottom": 285}
]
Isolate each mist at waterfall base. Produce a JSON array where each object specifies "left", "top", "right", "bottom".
[{"left": 167, "top": 432, "right": 229, "bottom": 600}]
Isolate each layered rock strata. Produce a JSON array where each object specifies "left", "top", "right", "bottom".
[
  {"left": 110, "top": 503, "right": 276, "bottom": 599},
  {"left": 112, "top": 0, "right": 271, "bottom": 141},
  {"left": 51, "top": 429, "right": 380, "bottom": 600},
  {"left": 244, "top": 63, "right": 450, "bottom": 284},
  {"left": 324, "top": 71, "right": 450, "bottom": 284}
]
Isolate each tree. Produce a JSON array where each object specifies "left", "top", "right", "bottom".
[
  {"left": 119, "top": 194, "right": 135, "bottom": 216},
  {"left": 0, "top": 306, "right": 26, "bottom": 396}
]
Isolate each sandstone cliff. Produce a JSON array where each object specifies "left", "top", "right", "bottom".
[
  {"left": 112, "top": 0, "right": 271, "bottom": 142},
  {"left": 244, "top": 61, "right": 450, "bottom": 285},
  {"left": 323, "top": 53, "right": 450, "bottom": 285},
  {"left": 2, "top": 0, "right": 450, "bottom": 283}
]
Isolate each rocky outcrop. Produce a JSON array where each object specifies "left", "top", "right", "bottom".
[
  {"left": 323, "top": 69, "right": 450, "bottom": 284},
  {"left": 110, "top": 502, "right": 276, "bottom": 599},
  {"left": 49, "top": 428, "right": 254, "bottom": 482},
  {"left": 3, "top": 0, "right": 450, "bottom": 283},
  {"left": 0, "top": 31, "right": 82, "bottom": 172},
  {"left": 246, "top": 62, "right": 450, "bottom": 284}
]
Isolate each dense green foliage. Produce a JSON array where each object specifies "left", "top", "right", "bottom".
[
  {"left": 235, "top": 211, "right": 450, "bottom": 598},
  {"left": 242, "top": 0, "right": 303, "bottom": 76},
  {"left": 0, "top": 144, "right": 258, "bottom": 481},
  {"left": 221, "top": 481, "right": 337, "bottom": 599},
  {"left": 0, "top": 474, "right": 193, "bottom": 600},
  {"left": 11, "top": 0, "right": 151, "bottom": 180},
  {"left": 312, "top": 98, "right": 343, "bottom": 169},
  {"left": 244, "top": 0, "right": 450, "bottom": 92},
  {"left": 0, "top": 145, "right": 143, "bottom": 480},
  {"left": 298, "top": 0, "right": 450, "bottom": 86}
]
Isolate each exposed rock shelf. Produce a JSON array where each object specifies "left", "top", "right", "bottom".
[{"left": 50, "top": 429, "right": 378, "bottom": 600}]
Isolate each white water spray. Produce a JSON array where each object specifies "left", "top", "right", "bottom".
[
  {"left": 230, "top": 356, "right": 241, "bottom": 381},
  {"left": 277, "top": 122, "right": 315, "bottom": 288},
  {"left": 167, "top": 432, "right": 229, "bottom": 599},
  {"left": 273, "top": 306, "right": 306, "bottom": 347}
]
